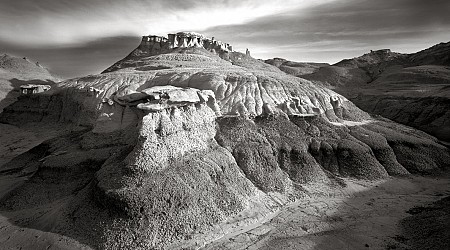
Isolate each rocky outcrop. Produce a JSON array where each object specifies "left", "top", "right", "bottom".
[
  {"left": 0, "top": 54, "right": 59, "bottom": 112},
  {"left": 93, "top": 85, "right": 220, "bottom": 133},
  {"left": 0, "top": 86, "right": 101, "bottom": 127},
  {"left": 124, "top": 102, "right": 217, "bottom": 174},
  {"left": 139, "top": 32, "right": 232, "bottom": 56},
  {"left": 93, "top": 100, "right": 267, "bottom": 248},
  {"left": 44, "top": 69, "right": 366, "bottom": 123},
  {"left": 168, "top": 32, "right": 233, "bottom": 52},
  {"left": 19, "top": 84, "right": 51, "bottom": 95},
  {"left": 103, "top": 32, "right": 234, "bottom": 74}
]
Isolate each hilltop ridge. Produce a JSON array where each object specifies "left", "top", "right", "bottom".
[
  {"left": 0, "top": 54, "right": 57, "bottom": 77},
  {"left": 103, "top": 31, "right": 278, "bottom": 74}
]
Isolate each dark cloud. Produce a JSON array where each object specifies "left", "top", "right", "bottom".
[
  {"left": 1, "top": 0, "right": 449, "bottom": 77},
  {"left": 202, "top": 0, "right": 450, "bottom": 62},
  {"left": 0, "top": 0, "right": 303, "bottom": 46},
  {"left": 0, "top": 0, "right": 246, "bottom": 12},
  {"left": 1, "top": 36, "right": 140, "bottom": 79}
]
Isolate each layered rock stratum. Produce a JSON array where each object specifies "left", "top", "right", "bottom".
[{"left": 0, "top": 34, "right": 449, "bottom": 249}]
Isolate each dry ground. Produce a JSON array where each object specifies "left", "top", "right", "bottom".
[
  {"left": 203, "top": 175, "right": 450, "bottom": 250},
  {"left": 2, "top": 174, "right": 447, "bottom": 250}
]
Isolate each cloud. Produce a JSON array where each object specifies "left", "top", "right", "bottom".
[
  {"left": 199, "top": 0, "right": 450, "bottom": 62},
  {"left": 0, "top": 0, "right": 328, "bottom": 47},
  {"left": 1, "top": 0, "right": 449, "bottom": 77}
]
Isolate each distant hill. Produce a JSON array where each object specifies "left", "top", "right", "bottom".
[
  {"left": 0, "top": 54, "right": 59, "bottom": 112},
  {"left": 409, "top": 42, "right": 450, "bottom": 66},
  {"left": 271, "top": 42, "right": 450, "bottom": 142},
  {"left": 265, "top": 58, "right": 329, "bottom": 77}
]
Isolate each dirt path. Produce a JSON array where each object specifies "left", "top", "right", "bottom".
[{"left": 203, "top": 176, "right": 450, "bottom": 250}]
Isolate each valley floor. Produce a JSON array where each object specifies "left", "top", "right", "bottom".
[
  {"left": 203, "top": 175, "right": 450, "bottom": 250},
  {"left": 1, "top": 172, "right": 448, "bottom": 250}
]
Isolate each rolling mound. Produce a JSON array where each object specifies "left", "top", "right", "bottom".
[{"left": 0, "top": 37, "right": 449, "bottom": 249}]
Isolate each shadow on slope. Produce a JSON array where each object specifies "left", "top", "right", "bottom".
[
  {"left": 351, "top": 95, "right": 450, "bottom": 143},
  {"left": 0, "top": 130, "right": 133, "bottom": 249},
  {"left": 400, "top": 195, "right": 450, "bottom": 250},
  {"left": 257, "top": 174, "right": 450, "bottom": 250}
]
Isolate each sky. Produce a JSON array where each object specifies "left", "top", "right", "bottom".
[{"left": 1, "top": 0, "right": 449, "bottom": 79}]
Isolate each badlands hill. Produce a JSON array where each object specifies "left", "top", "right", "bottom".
[
  {"left": 0, "top": 33, "right": 449, "bottom": 249},
  {"left": 265, "top": 58, "right": 329, "bottom": 77},
  {"left": 268, "top": 42, "right": 450, "bottom": 142},
  {"left": 0, "top": 54, "right": 59, "bottom": 112}
]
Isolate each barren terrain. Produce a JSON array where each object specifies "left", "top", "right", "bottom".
[
  {"left": 0, "top": 38, "right": 449, "bottom": 250},
  {"left": 204, "top": 175, "right": 450, "bottom": 250}
]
